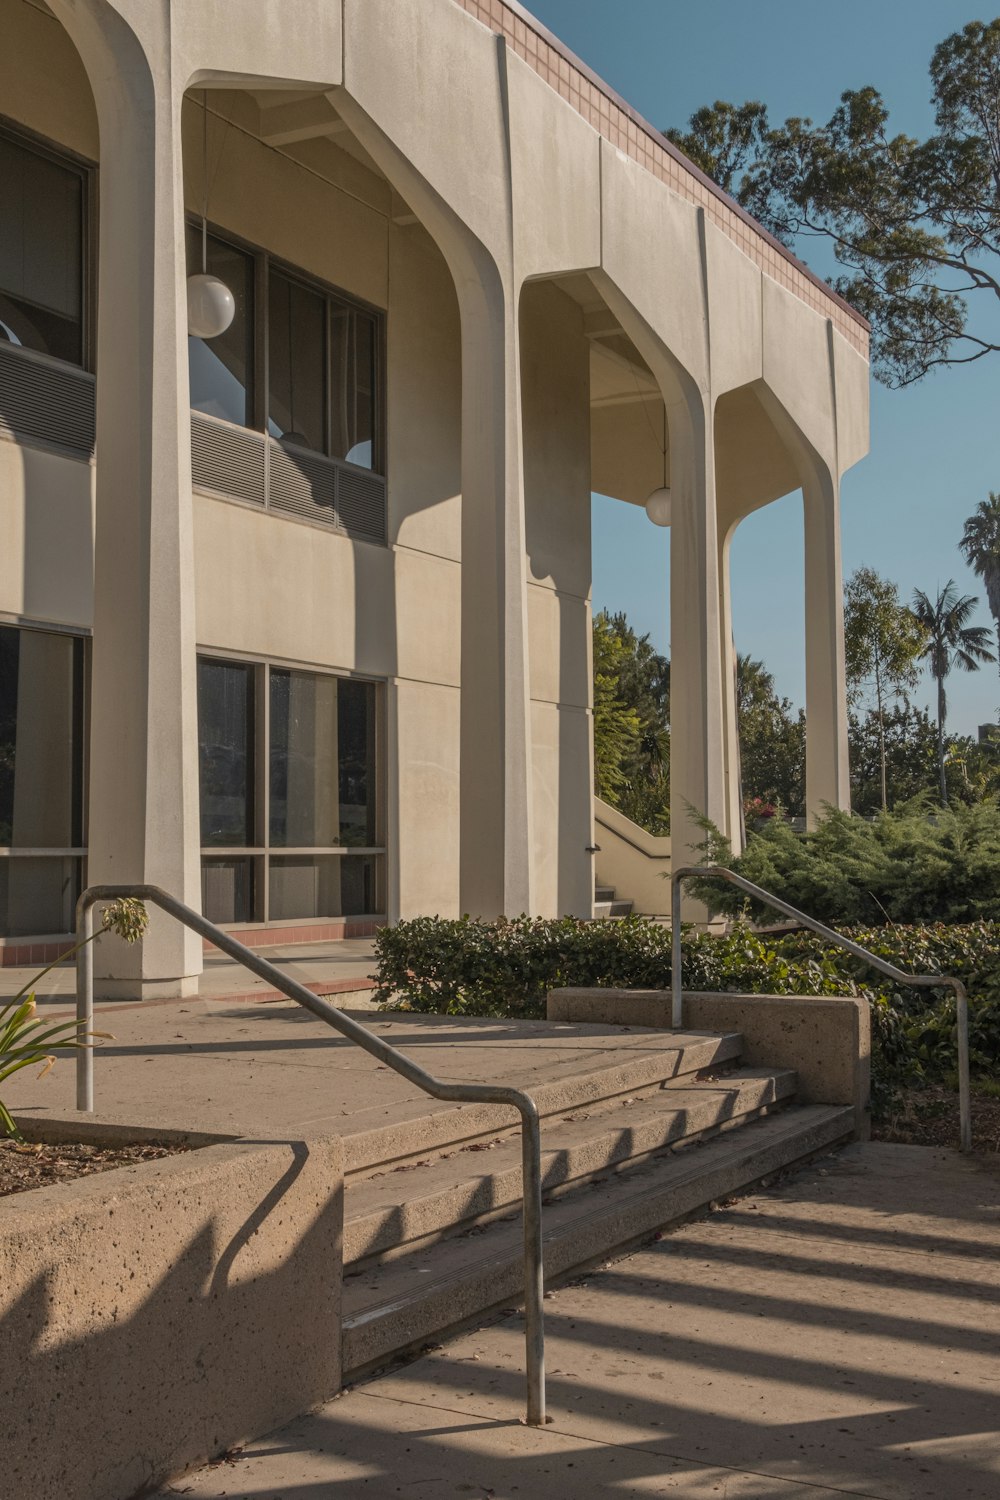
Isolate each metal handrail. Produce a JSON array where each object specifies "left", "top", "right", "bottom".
[
  {"left": 74, "top": 884, "right": 545, "bottom": 1425},
  {"left": 671, "top": 865, "right": 972, "bottom": 1154}
]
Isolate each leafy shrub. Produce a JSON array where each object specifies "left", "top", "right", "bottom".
[
  {"left": 372, "top": 913, "right": 998, "bottom": 1117},
  {"left": 0, "top": 898, "right": 148, "bottom": 1141},
  {"left": 689, "top": 798, "right": 1000, "bottom": 926}
]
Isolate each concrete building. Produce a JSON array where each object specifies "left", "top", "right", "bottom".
[{"left": 0, "top": 0, "right": 869, "bottom": 996}]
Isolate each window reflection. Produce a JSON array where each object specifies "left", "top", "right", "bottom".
[
  {"left": 268, "top": 270, "right": 326, "bottom": 451},
  {"left": 197, "top": 659, "right": 255, "bottom": 847},
  {"left": 0, "top": 132, "right": 84, "bottom": 366},
  {"left": 0, "top": 625, "right": 84, "bottom": 849},
  {"left": 197, "top": 657, "right": 382, "bottom": 923},
  {"left": 187, "top": 227, "right": 254, "bottom": 426}
]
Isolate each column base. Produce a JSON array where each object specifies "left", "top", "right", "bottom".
[{"left": 94, "top": 974, "right": 201, "bottom": 1002}]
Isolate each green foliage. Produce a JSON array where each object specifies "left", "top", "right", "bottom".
[
  {"left": 371, "top": 912, "right": 851, "bottom": 1023},
  {"left": 665, "top": 19, "right": 1000, "bottom": 387},
  {"left": 960, "top": 492, "right": 1000, "bottom": 673},
  {"left": 912, "top": 581, "right": 995, "bottom": 803},
  {"left": 0, "top": 898, "right": 148, "bottom": 1141},
  {"left": 592, "top": 611, "right": 670, "bottom": 833},
  {"left": 736, "top": 654, "right": 805, "bottom": 816},
  {"left": 372, "top": 912, "right": 999, "bottom": 1116},
  {"left": 689, "top": 799, "right": 1000, "bottom": 927}
]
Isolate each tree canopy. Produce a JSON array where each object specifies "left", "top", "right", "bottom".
[{"left": 665, "top": 19, "right": 1000, "bottom": 386}]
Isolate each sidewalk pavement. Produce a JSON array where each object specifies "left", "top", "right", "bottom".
[
  {"left": 1, "top": 936, "right": 380, "bottom": 1011},
  {"left": 157, "top": 1141, "right": 1000, "bottom": 1500}
]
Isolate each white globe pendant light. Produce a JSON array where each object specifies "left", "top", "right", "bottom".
[
  {"left": 187, "top": 93, "right": 235, "bottom": 340},
  {"left": 645, "top": 405, "right": 671, "bottom": 526},
  {"left": 187, "top": 271, "right": 235, "bottom": 339},
  {"left": 645, "top": 485, "right": 672, "bottom": 527}
]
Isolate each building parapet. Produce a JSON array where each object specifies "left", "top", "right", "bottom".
[{"left": 457, "top": 0, "right": 870, "bottom": 358}]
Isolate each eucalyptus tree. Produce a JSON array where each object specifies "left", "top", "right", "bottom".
[
  {"left": 959, "top": 493, "right": 1000, "bottom": 681},
  {"left": 911, "top": 582, "right": 995, "bottom": 803},
  {"left": 843, "top": 568, "right": 924, "bottom": 810},
  {"left": 665, "top": 18, "right": 1000, "bottom": 387}
]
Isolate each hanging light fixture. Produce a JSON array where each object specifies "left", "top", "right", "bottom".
[
  {"left": 187, "top": 91, "right": 235, "bottom": 340},
  {"left": 645, "top": 403, "right": 671, "bottom": 526}
]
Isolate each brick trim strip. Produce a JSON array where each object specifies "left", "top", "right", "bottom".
[{"left": 456, "top": 0, "right": 869, "bottom": 357}]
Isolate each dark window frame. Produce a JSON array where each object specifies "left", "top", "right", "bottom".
[
  {"left": 0, "top": 114, "right": 96, "bottom": 374},
  {"left": 196, "top": 651, "right": 386, "bottom": 925},
  {"left": 188, "top": 217, "right": 386, "bottom": 477}
]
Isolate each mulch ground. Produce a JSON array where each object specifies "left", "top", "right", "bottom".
[
  {"left": 0, "top": 1138, "right": 190, "bottom": 1197},
  {"left": 873, "top": 1084, "right": 1000, "bottom": 1154}
]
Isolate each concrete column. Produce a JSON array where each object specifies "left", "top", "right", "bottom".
[
  {"left": 804, "top": 467, "right": 851, "bottom": 822},
  {"left": 52, "top": 2, "right": 203, "bottom": 995},
  {"left": 716, "top": 524, "right": 744, "bottom": 853},
  {"left": 669, "top": 398, "right": 729, "bottom": 871},
  {"left": 456, "top": 273, "right": 534, "bottom": 918}
]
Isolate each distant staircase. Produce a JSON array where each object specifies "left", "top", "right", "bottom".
[
  {"left": 340, "top": 1026, "right": 853, "bottom": 1379},
  {"left": 593, "top": 880, "right": 634, "bottom": 918}
]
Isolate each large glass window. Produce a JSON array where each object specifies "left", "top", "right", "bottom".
[
  {"left": 267, "top": 271, "right": 327, "bottom": 453},
  {"left": 186, "top": 223, "right": 383, "bottom": 474},
  {"left": 197, "top": 658, "right": 255, "bottom": 847},
  {"left": 187, "top": 226, "right": 254, "bottom": 427},
  {"left": 197, "top": 656, "right": 383, "bottom": 924},
  {"left": 0, "top": 625, "right": 86, "bottom": 936},
  {"left": 0, "top": 129, "right": 87, "bottom": 366}
]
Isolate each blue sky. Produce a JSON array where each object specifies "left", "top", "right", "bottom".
[{"left": 529, "top": 0, "right": 1000, "bottom": 735}]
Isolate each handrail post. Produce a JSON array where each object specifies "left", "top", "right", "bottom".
[
  {"left": 71, "top": 881, "right": 546, "bottom": 1423},
  {"left": 671, "top": 872, "right": 683, "bottom": 1028},
  {"left": 76, "top": 892, "right": 94, "bottom": 1112},
  {"left": 955, "top": 981, "right": 972, "bottom": 1154},
  {"left": 519, "top": 1103, "right": 546, "bottom": 1426}
]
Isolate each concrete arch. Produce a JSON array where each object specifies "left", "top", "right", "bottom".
[
  {"left": 329, "top": 90, "right": 535, "bottom": 919},
  {"left": 713, "top": 378, "right": 849, "bottom": 832}
]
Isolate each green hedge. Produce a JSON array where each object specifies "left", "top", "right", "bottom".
[{"left": 372, "top": 914, "right": 1000, "bottom": 1114}]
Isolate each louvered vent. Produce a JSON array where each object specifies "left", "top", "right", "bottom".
[
  {"left": 269, "top": 439, "right": 337, "bottom": 523},
  {"left": 191, "top": 414, "right": 266, "bottom": 507},
  {"left": 338, "top": 466, "right": 387, "bottom": 545},
  {"left": 0, "top": 343, "right": 95, "bottom": 455},
  {"left": 190, "top": 416, "right": 386, "bottom": 545}
]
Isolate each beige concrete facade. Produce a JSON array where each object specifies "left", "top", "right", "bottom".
[{"left": 0, "top": 0, "right": 869, "bottom": 993}]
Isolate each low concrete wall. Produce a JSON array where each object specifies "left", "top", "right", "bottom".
[
  {"left": 594, "top": 797, "right": 671, "bottom": 915},
  {"left": 1, "top": 1115, "right": 343, "bottom": 1500},
  {"left": 548, "top": 988, "right": 870, "bottom": 1136}
]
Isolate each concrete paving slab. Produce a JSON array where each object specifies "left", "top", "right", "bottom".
[
  {"left": 157, "top": 1143, "right": 1000, "bottom": 1500},
  {"left": 4, "top": 998, "right": 719, "bottom": 1145}
]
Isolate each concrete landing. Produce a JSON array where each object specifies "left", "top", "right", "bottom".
[
  {"left": 158, "top": 1143, "right": 1000, "bottom": 1500},
  {"left": 4, "top": 999, "right": 724, "bottom": 1143}
]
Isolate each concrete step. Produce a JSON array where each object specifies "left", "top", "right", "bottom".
[
  {"left": 594, "top": 885, "right": 616, "bottom": 903},
  {"left": 592, "top": 900, "right": 634, "bottom": 918},
  {"left": 342, "top": 1102, "right": 854, "bottom": 1378},
  {"left": 344, "top": 1067, "right": 797, "bottom": 1265},
  {"left": 341, "top": 1029, "right": 744, "bottom": 1173}
]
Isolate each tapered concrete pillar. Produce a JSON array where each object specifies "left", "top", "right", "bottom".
[
  {"left": 669, "top": 400, "right": 729, "bottom": 870},
  {"left": 53, "top": 2, "right": 203, "bottom": 995},
  {"left": 804, "top": 468, "right": 851, "bottom": 822},
  {"left": 716, "top": 525, "right": 744, "bottom": 853},
  {"left": 456, "top": 274, "right": 534, "bottom": 918}
]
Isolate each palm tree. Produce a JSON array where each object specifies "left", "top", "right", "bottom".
[
  {"left": 959, "top": 493, "right": 1000, "bottom": 685},
  {"left": 911, "top": 582, "right": 995, "bottom": 804}
]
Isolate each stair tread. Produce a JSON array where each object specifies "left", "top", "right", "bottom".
[
  {"left": 344, "top": 1068, "right": 797, "bottom": 1262},
  {"left": 342, "top": 1029, "right": 743, "bottom": 1172},
  {"left": 342, "top": 1104, "right": 854, "bottom": 1370}
]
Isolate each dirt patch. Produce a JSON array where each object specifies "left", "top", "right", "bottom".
[
  {"left": 0, "top": 1137, "right": 190, "bottom": 1197},
  {"left": 874, "top": 1085, "right": 1000, "bottom": 1154}
]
